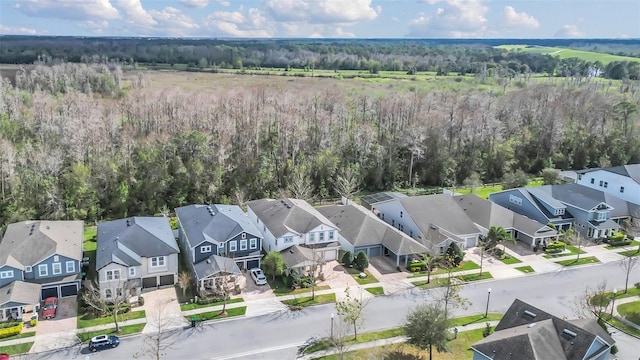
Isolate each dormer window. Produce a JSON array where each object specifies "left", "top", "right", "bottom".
[
  {"left": 242, "top": 233, "right": 247, "bottom": 239},
  {"left": 25, "top": 266, "right": 32, "bottom": 273}
]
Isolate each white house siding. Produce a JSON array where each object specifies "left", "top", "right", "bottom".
[
  {"left": 372, "top": 202, "right": 422, "bottom": 241},
  {"left": 98, "top": 253, "right": 178, "bottom": 300},
  {"left": 304, "top": 224, "right": 339, "bottom": 246},
  {"left": 577, "top": 170, "right": 640, "bottom": 205},
  {"left": 336, "top": 234, "right": 355, "bottom": 254}
]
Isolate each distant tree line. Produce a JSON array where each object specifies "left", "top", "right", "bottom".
[
  {"left": 0, "top": 63, "right": 638, "bottom": 227},
  {"left": 1, "top": 37, "right": 638, "bottom": 80}
]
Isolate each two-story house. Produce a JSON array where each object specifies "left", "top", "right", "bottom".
[
  {"left": 0, "top": 220, "right": 84, "bottom": 300},
  {"left": 576, "top": 164, "right": 640, "bottom": 205},
  {"left": 247, "top": 198, "right": 341, "bottom": 267},
  {"left": 96, "top": 217, "right": 179, "bottom": 301},
  {"left": 453, "top": 194, "right": 559, "bottom": 250},
  {"left": 471, "top": 299, "right": 615, "bottom": 360},
  {"left": 175, "top": 204, "right": 263, "bottom": 294},
  {"left": 363, "top": 193, "right": 481, "bottom": 255}
]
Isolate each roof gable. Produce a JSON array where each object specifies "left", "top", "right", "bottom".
[
  {"left": 397, "top": 194, "right": 480, "bottom": 236},
  {"left": 247, "top": 198, "right": 338, "bottom": 238}
]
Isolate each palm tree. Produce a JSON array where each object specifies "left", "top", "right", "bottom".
[{"left": 486, "top": 226, "right": 513, "bottom": 255}]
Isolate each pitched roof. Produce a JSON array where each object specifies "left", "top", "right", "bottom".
[
  {"left": 318, "top": 203, "right": 427, "bottom": 256},
  {"left": 360, "top": 192, "right": 407, "bottom": 209},
  {"left": 0, "top": 281, "right": 41, "bottom": 308},
  {"left": 247, "top": 198, "right": 338, "bottom": 238},
  {"left": 175, "top": 204, "right": 262, "bottom": 249},
  {"left": 0, "top": 220, "right": 84, "bottom": 270},
  {"left": 577, "top": 164, "right": 640, "bottom": 184},
  {"left": 472, "top": 299, "right": 614, "bottom": 360},
  {"left": 280, "top": 245, "right": 324, "bottom": 269},
  {"left": 397, "top": 194, "right": 480, "bottom": 236},
  {"left": 453, "top": 194, "right": 557, "bottom": 238},
  {"left": 552, "top": 183, "right": 639, "bottom": 218},
  {"left": 96, "top": 217, "right": 179, "bottom": 270},
  {"left": 193, "top": 254, "right": 242, "bottom": 280}
]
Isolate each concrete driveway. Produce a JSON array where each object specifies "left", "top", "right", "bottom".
[
  {"left": 31, "top": 297, "right": 79, "bottom": 353},
  {"left": 139, "top": 287, "right": 186, "bottom": 334},
  {"left": 241, "top": 271, "right": 276, "bottom": 301}
]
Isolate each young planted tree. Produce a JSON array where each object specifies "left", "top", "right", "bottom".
[
  {"left": 403, "top": 303, "right": 450, "bottom": 360},
  {"left": 446, "top": 242, "right": 464, "bottom": 267},
  {"left": 135, "top": 301, "right": 181, "bottom": 360},
  {"left": 341, "top": 251, "right": 354, "bottom": 267},
  {"left": 335, "top": 287, "right": 367, "bottom": 341},
  {"left": 560, "top": 228, "right": 585, "bottom": 262},
  {"left": 81, "top": 280, "right": 130, "bottom": 333},
  {"left": 485, "top": 226, "right": 510, "bottom": 254},
  {"left": 619, "top": 255, "right": 639, "bottom": 294},
  {"left": 177, "top": 271, "right": 191, "bottom": 299},
  {"left": 424, "top": 255, "right": 437, "bottom": 284},
  {"left": 572, "top": 281, "right": 610, "bottom": 321},
  {"left": 440, "top": 267, "right": 471, "bottom": 320},
  {"left": 262, "top": 251, "right": 286, "bottom": 281},
  {"left": 354, "top": 251, "right": 369, "bottom": 271}
]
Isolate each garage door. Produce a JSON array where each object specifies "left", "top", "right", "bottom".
[
  {"left": 159, "top": 275, "right": 175, "bottom": 286},
  {"left": 246, "top": 259, "right": 260, "bottom": 270},
  {"left": 323, "top": 249, "right": 337, "bottom": 261},
  {"left": 367, "top": 246, "right": 382, "bottom": 257},
  {"left": 41, "top": 287, "right": 58, "bottom": 299},
  {"left": 142, "top": 277, "right": 157, "bottom": 288},
  {"left": 60, "top": 284, "right": 78, "bottom": 297}
]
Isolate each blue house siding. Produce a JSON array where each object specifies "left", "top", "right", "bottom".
[
  {"left": 194, "top": 241, "right": 216, "bottom": 264},
  {"left": 0, "top": 265, "right": 22, "bottom": 287},
  {"left": 34, "top": 254, "right": 80, "bottom": 280},
  {"left": 224, "top": 232, "right": 261, "bottom": 259}
]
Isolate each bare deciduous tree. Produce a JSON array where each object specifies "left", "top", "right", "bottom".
[
  {"left": 81, "top": 280, "right": 130, "bottom": 333},
  {"left": 288, "top": 171, "right": 314, "bottom": 201},
  {"left": 177, "top": 272, "right": 191, "bottom": 299},
  {"left": 135, "top": 301, "right": 183, "bottom": 360},
  {"left": 619, "top": 255, "right": 639, "bottom": 294},
  {"left": 572, "top": 281, "right": 609, "bottom": 321},
  {"left": 333, "top": 165, "right": 361, "bottom": 199}
]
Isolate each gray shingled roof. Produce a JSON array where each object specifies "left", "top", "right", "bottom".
[
  {"left": 96, "top": 217, "right": 179, "bottom": 271},
  {"left": 549, "top": 183, "right": 638, "bottom": 218},
  {"left": 454, "top": 194, "right": 557, "bottom": 238},
  {"left": 0, "top": 281, "right": 41, "bottom": 308},
  {"left": 397, "top": 194, "right": 480, "bottom": 236},
  {"left": 193, "top": 254, "right": 241, "bottom": 280},
  {"left": 0, "top": 220, "right": 83, "bottom": 270},
  {"left": 175, "top": 204, "right": 262, "bottom": 249},
  {"left": 318, "top": 203, "right": 427, "bottom": 256},
  {"left": 473, "top": 299, "right": 614, "bottom": 360},
  {"left": 280, "top": 245, "right": 324, "bottom": 269},
  {"left": 247, "top": 198, "right": 338, "bottom": 238},
  {"left": 578, "top": 164, "right": 640, "bottom": 184}
]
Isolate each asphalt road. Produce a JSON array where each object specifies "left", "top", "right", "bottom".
[{"left": 31, "top": 261, "right": 640, "bottom": 360}]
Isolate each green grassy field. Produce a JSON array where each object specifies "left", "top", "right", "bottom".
[
  {"left": 365, "top": 287, "right": 384, "bottom": 296},
  {"left": 496, "top": 45, "right": 640, "bottom": 65},
  {"left": 77, "top": 309, "right": 146, "bottom": 329}
]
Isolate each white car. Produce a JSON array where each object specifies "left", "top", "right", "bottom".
[{"left": 250, "top": 268, "right": 267, "bottom": 285}]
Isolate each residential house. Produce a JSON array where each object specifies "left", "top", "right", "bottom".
[
  {"left": 247, "top": 198, "right": 341, "bottom": 261},
  {"left": 453, "top": 194, "right": 559, "bottom": 250},
  {"left": 280, "top": 245, "right": 326, "bottom": 276},
  {"left": 175, "top": 204, "right": 263, "bottom": 294},
  {"left": 0, "top": 281, "right": 41, "bottom": 322},
  {"left": 576, "top": 164, "right": 640, "bottom": 205},
  {"left": 471, "top": 299, "right": 615, "bottom": 360},
  {"left": 318, "top": 201, "right": 428, "bottom": 267},
  {"left": 490, "top": 184, "right": 634, "bottom": 240},
  {"left": 365, "top": 193, "right": 482, "bottom": 255},
  {"left": 0, "top": 220, "right": 84, "bottom": 301},
  {"left": 96, "top": 217, "right": 179, "bottom": 301}
]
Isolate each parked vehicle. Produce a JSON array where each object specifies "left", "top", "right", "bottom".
[
  {"left": 41, "top": 297, "right": 58, "bottom": 319},
  {"left": 0, "top": 353, "right": 10, "bottom": 360},
  {"left": 250, "top": 268, "right": 267, "bottom": 285},
  {"left": 88, "top": 334, "right": 120, "bottom": 352}
]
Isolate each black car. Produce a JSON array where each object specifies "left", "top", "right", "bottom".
[{"left": 88, "top": 334, "right": 120, "bottom": 352}]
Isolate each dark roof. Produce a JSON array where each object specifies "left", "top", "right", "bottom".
[
  {"left": 247, "top": 198, "right": 338, "bottom": 238},
  {"left": 175, "top": 204, "right": 262, "bottom": 249},
  {"left": 0, "top": 220, "right": 84, "bottom": 270},
  {"left": 397, "top": 194, "right": 480, "bottom": 236},
  {"left": 473, "top": 299, "right": 614, "bottom": 360},
  {"left": 96, "top": 217, "right": 179, "bottom": 270},
  {"left": 318, "top": 203, "right": 427, "bottom": 256},
  {"left": 577, "top": 164, "right": 640, "bottom": 184},
  {"left": 280, "top": 245, "right": 324, "bottom": 269},
  {"left": 193, "top": 254, "right": 242, "bottom": 280},
  {"left": 454, "top": 194, "right": 557, "bottom": 238},
  {"left": 360, "top": 192, "right": 407, "bottom": 209},
  {"left": 550, "top": 183, "right": 638, "bottom": 218}
]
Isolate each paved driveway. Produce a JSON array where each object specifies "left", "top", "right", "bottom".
[
  {"left": 31, "top": 297, "right": 79, "bottom": 353},
  {"left": 241, "top": 272, "right": 276, "bottom": 301},
  {"left": 139, "top": 287, "right": 185, "bottom": 334}
]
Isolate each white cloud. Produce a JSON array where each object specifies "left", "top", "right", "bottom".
[
  {"left": 178, "top": 0, "right": 209, "bottom": 8},
  {"left": 13, "top": 0, "right": 119, "bottom": 20},
  {"left": 204, "top": 8, "right": 273, "bottom": 37},
  {"left": 78, "top": 20, "right": 109, "bottom": 34},
  {"left": 309, "top": 26, "right": 355, "bottom": 38},
  {"left": 148, "top": 7, "right": 199, "bottom": 35},
  {"left": 265, "top": 0, "right": 379, "bottom": 25},
  {"left": 554, "top": 24, "right": 584, "bottom": 38},
  {"left": 408, "top": 0, "right": 488, "bottom": 37},
  {"left": 0, "top": 24, "right": 38, "bottom": 35},
  {"left": 501, "top": 6, "right": 539, "bottom": 30},
  {"left": 116, "top": 0, "right": 157, "bottom": 28}
]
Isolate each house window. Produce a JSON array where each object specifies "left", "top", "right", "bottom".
[
  {"left": 242, "top": 233, "right": 247, "bottom": 239},
  {"left": 201, "top": 245, "right": 212, "bottom": 253},
  {"left": 604, "top": 182, "right": 608, "bottom": 188},
  {"left": 319, "top": 232, "right": 325, "bottom": 241},
  {"left": 106, "top": 270, "right": 120, "bottom": 280},
  {"left": 151, "top": 256, "right": 165, "bottom": 267},
  {"left": 284, "top": 236, "right": 293, "bottom": 244},
  {"left": 590, "top": 178, "right": 594, "bottom": 184},
  {"left": 599, "top": 180, "right": 603, "bottom": 187},
  {"left": 329, "top": 231, "right": 334, "bottom": 240},
  {"left": 392, "top": 220, "right": 395, "bottom": 226},
  {"left": 129, "top": 267, "right": 136, "bottom": 277},
  {"left": 240, "top": 239, "right": 248, "bottom": 250},
  {"left": 0, "top": 270, "right": 13, "bottom": 279},
  {"left": 105, "top": 289, "right": 112, "bottom": 299},
  {"left": 25, "top": 266, "right": 32, "bottom": 273},
  {"left": 52, "top": 262, "right": 62, "bottom": 275},
  {"left": 229, "top": 241, "right": 237, "bottom": 252},
  {"left": 509, "top": 195, "right": 523, "bottom": 206},
  {"left": 400, "top": 211, "right": 403, "bottom": 218},
  {"left": 620, "top": 186, "right": 625, "bottom": 193},
  {"left": 66, "top": 261, "right": 75, "bottom": 273},
  {"left": 54, "top": 255, "right": 59, "bottom": 262},
  {"left": 250, "top": 238, "right": 257, "bottom": 249},
  {"left": 309, "top": 233, "right": 315, "bottom": 242},
  {"left": 38, "top": 264, "right": 48, "bottom": 277}
]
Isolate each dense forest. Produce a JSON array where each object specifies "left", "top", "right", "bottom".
[
  {"left": 0, "top": 58, "right": 639, "bottom": 227},
  {"left": 1, "top": 36, "right": 639, "bottom": 79}
]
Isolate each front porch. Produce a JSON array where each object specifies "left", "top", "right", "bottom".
[
  {"left": 587, "top": 219, "right": 620, "bottom": 239},
  {"left": 194, "top": 254, "right": 243, "bottom": 297},
  {"left": 0, "top": 281, "right": 41, "bottom": 322}
]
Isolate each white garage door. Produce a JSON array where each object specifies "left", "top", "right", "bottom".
[{"left": 323, "top": 249, "right": 337, "bottom": 261}]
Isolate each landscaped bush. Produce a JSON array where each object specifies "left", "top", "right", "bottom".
[
  {"left": 545, "top": 241, "right": 566, "bottom": 254},
  {"left": 138, "top": 296, "right": 145, "bottom": 306},
  {"left": 408, "top": 261, "right": 426, "bottom": 272},
  {"left": 196, "top": 295, "right": 230, "bottom": 305},
  {"left": 0, "top": 322, "right": 22, "bottom": 339},
  {"left": 342, "top": 251, "right": 354, "bottom": 267},
  {"left": 355, "top": 251, "right": 369, "bottom": 271},
  {"left": 446, "top": 242, "right": 464, "bottom": 267}
]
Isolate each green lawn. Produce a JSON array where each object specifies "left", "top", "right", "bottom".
[
  {"left": 365, "top": 287, "right": 384, "bottom": 296},
  {"left": 413, "top": 272, "right": 492, "bottom": 289},
  {"left": 77, "top": 323, "right": 146, "bottom": 342},
  {"left": 77, "top": 309, "right": 146, "bottom": 329},
  {"left": 499, "top": 255, "right": 522, "bottom": 265},
  {"left": 454, "top": 178, "right": 543, "bottom": 199},
  {"left": 604, "top": 315, "right": 640, "bottom": 337},
  {"left": 515, "top": 265, "right": 535, "bottom": 274},
  {"left": 598, "top": 287, "right": 640, "bottom": 303},
  {"left": 180, "top": 298, "right": 244, "bottom": 311},
  {"left": 282, "top": 293, "right": 336, "bottom": 308},
  {"left": 344, "top": 268, "right": 379, "bottom": 285},
  {"left": 543, "top": 245, "right": 587, "bottom": 259},
  {"left": 605, "top": 240, "right": 640, "bottom": 250},
  {"left": 430, "top": 261, "right": 480, "bottom": 276},
  {"left": 617, "top": 249, "right": 640, "bottom": 257},
  {"left": 83, "top": 225, "right": 97, "bottom": 251},
  {"left": 555, "top": 256, "right": 600, "bottom": 267},
  {"left": 305, "top": 327, "right": 405, "bottom": 354},
  {"left": 457, "top": 272, "right": 493, "bottom": 282},
  {"left": 0, "top": 342, "right": 34, "bottom": 355},
  {"left": 187, "top": 306, "right": 247, "bottom": 322},
  {"left": 0, "top": 331, "right": 36, "bottom": 342},
  {"left": 267, "top": 276, "right": 331, "bottom": 296},
  {"left": 617, "top": 301, "right": 640, "bottom": 320}
]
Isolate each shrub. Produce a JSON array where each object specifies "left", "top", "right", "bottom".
[
  {"left": 355, "top": 251, "right": 369, "bottom": 271},
  {"left": 138, "top": 296, "right": 145, "bottom": 306},
  {"left": 446, "top": 242, "right": 464, "bottom": 267},
  {"left": 482, "top": 322, "right": 493, "bottom": 338},
  {"left": 30, "top": 318, "right": 38, "bottom": 327},
  {"left": 342, "top": 251, "right": 354, "bottom": 267},
  {"left": 196, "top": 295, "right": 230, "bottom": 305},
  {"left": 545, "top": 241, "right": 566, "bottom": 254},
  {"left": 0, "top": 322, "right": 22, "bottom": 339}
]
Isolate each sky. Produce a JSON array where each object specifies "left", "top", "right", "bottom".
[{"left": 0, "top": 0, "right": 638, "bottom": 39}]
